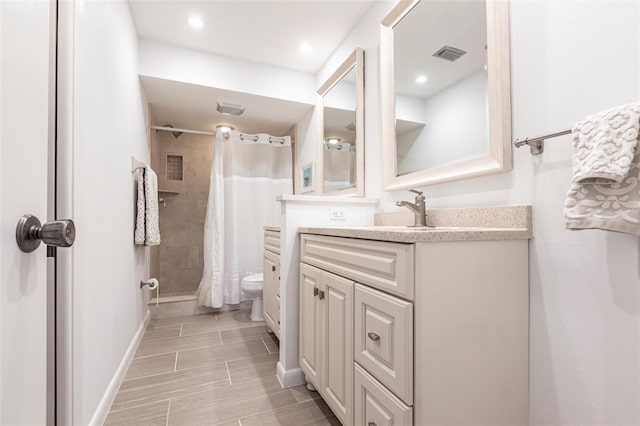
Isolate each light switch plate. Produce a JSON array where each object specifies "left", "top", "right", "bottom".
[{"left": 330, "top": 208, "right": 346, "bottom": 220}]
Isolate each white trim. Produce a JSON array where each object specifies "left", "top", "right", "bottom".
[
  {"left": 88, "top": 310, "right": 150, "bottom": 426},
  {"left": 276, "top": 362, "right": 305, "bottom": 388},
  {"left": 276, "top": 194, "right": 379, "bottom": 204}
]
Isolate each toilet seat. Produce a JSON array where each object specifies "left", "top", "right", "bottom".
[
  {"left": 240, "top": 273, "right": 264, "bottom": 321},
  {"left": 241, "top": 273, "right": 263, "bottom": 290}
]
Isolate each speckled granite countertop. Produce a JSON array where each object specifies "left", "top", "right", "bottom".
[
  {"left": 264, "top": 225, "right": 281, "bottom": 232},
  {"left": 299, "top": 205, "right": 533, "bottom": 243},
  {"left": 298, "top": 226, "right": 531, "bottom": 243}
]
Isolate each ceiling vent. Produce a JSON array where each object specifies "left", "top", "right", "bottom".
[
  {"left": 432, "top": 45, "right": 467, "bottom": 62},
  {"left": 216, "top": 102, "right": 245, "bottom": 116}
]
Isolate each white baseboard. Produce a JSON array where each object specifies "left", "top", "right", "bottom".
[
  {"left": 276, "top": 362, "right": 305, "bottom": 388},
  {"left": 89, "top": 310, "right": 150, "bottom": 426}
]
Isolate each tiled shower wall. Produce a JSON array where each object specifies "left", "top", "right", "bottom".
[{"left": 150, "top": 131, "right": 214, "bottom": 296}]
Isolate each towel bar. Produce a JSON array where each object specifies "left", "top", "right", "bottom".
[{"left": 514, "top": 129, "right": 571, "bottom": 155}]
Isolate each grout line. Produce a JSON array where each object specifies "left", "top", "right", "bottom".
[
  {"left": 238, "top": 419, "right": 242, "bottom": 426},
  {"left": 174, "top": 352, "right": 178, "bottom": 372},
  {"left": 261, "top": 337, "right": 271, "bottom": 354},
  {"left": 219, "top": 330, "right": 224, "bottom": 345},
  {"left": 165, "top": 400, "right": 171, "bottom": 426},
  {"left": 179, "top": 324, "right": 183, "bottom": 337},
  {"left": 225, "top": 361, "right": 233, "bottom": 385}
]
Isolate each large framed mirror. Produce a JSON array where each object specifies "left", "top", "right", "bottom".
[
  {"left": 317, "top": 48, "right": 364, "bottom": 197},
  {"left": 381, "top": 0, "right": 511, "bottom": 191}
]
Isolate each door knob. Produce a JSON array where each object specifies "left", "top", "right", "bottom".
[{"left": 16, "top": 214, "right": 76, "bottom": 253}]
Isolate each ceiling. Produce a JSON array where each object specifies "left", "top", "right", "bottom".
[
  {"left": 140, "top": 76, "right": 314, "bottom": 136},
  {"left": 394, "top": 0, "right": 487, "bottom": 98},
  {"left": 129, "top": 1, "right": 375, "bottom": 74},
  {"left": 131, "top": 1, "right": 375, "bottom": 135}
]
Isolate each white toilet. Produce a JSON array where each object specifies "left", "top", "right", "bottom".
[{"left": 240, "top": 273, "right": 264, "bottom": 321}]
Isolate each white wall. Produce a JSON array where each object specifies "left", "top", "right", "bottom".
[
  {"left": 71, "top": 1, "right": 150, "bottom": 424},
  {"left": 307, "top": 0, "right": 640, "bottom": 424},
  {"left": 397, "top": 70, "right": 489, "bottom": 174},
  {"left": 139, "top": 39, "right": 316, "bottom": 105}
]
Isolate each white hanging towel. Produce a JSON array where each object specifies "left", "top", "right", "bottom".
[
  {"left": 134, "top": 166, "right": 161, "bottom": 245},
  {"left": 565, "top": 102, "right": 640, "bottom": 235}
]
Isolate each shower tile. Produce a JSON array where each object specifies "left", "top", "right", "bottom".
[
  {"left": 104, "top": 400, "right": 169, "bottom": 426},
  {"left": 226, "top": 353, "right": 279, "bottom": 384},
  {"left": 176, "top": 339, "right": 268, "bottom": 371},
  {"left": 125, "top": 353, "right": 177, "bottom": 380},
  {"left": 168, "top": 388, "right": 297, "bottom": 426},
  {"left": 262, "top": 335, "right": 279, "bottom": 354},
  {"left": 134, "top": 331, "right": 223, "bottom": 358},
  {"left": 220, "top": 325, "right": 271, "bottom": 344},
  {"left": 238, "top": 399, "right": 341, "bottom": 426},
  {"left": 111, "top": 364, "right": 229, "bottom": 411}
]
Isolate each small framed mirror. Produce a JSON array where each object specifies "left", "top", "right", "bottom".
[
  {"left": 317, "top": 48, "right": 364, "bottom": 196},
  {"left": 381, "top": 0, "right": 511, "bottom": 190}
]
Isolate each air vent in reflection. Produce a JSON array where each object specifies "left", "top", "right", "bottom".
[
  {"left": 345, "top": 122, "right": 356, "bottom": 132},
  {"left": 432, "top": 45, "right": 467, "bottom": 62}
]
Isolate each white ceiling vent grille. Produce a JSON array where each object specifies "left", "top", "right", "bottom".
[{"left": 432, "top": 46, "right": 467, "bottom": 62}]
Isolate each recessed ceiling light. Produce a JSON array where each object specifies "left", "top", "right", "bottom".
[
  {"left": 217, "top": 125, "right": 234, "bottom": 133},
  {"left": 416, "top": 75, "right": 427, "bottom": 84},
  {"left": 299, "top": 42, "right": 313, "bottom": 55},
  {"left": 327, "top": 138, "right": 340, "bottom": 145},
  {"left": 188, "top": 15, "right": 204, "bottom": 29}
]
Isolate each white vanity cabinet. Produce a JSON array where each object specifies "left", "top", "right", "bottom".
[
  {"left": 263, "top": 229, "right": 281, "bottom": 338},
  {"left": 299, "top": 231, "right": 529, "bottom": 426},
  {"left": 300, "top": 262, "right": 354, "bottom": 425}
]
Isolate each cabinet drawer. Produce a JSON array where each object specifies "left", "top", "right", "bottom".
[
  {"left": 300, "top": 234, "right": 414, "bottom": 299},
  {"left": 355, "top": 363, "right": 412, "bottom": 426},
  {"left": 264, "top": 230, "right": 280, "bottom": 254},
  {"left": 355, "top": 284, "right": 413, "bottom": 404}
]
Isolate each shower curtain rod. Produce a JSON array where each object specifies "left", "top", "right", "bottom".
[{"left": 151, "top": 125, "right": 215, "bottom": 136}]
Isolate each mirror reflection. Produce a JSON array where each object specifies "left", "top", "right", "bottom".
[
  {"left": 394, "top": 0, "right": 489, "bottom": 176},
  {"left": 317, "top": 48, "right": 363, "bottom": 196},
  {"left": 323, "top": 66, "right": 357, "bottom": 193}
]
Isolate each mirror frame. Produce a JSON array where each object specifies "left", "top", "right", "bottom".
[
  {"left": 316, "top": 48, "right": 365, "bottom": 197},
  {"left": 381, "top": 0, "right": 512, "bottom": 191}
]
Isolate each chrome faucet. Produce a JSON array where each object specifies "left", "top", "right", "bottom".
[{"left": 396, "top": 189, "right": 428, "bottom": 227}]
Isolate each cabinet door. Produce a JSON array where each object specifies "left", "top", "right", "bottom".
[
  {"left": 263, "top": 250, "right": 280, "bottom": 334},
  {"left": 300, "top": 263, "right": 323, "bottom": 386},
  {"left": 321, "top": 271, "right": 354, "bottom": 426}
]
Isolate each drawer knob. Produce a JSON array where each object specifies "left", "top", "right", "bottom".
[
  {"left": 318, "top": 290, "right": 325, "bottom": 300},
  {"left": 367, "top": 332, "right": 381, "bottom": 342},
  {"left": 272, "top": 265, "right": 276, "bottom": 272},
  {"left": 313, "top": 287, "right": 319, "bottom": 296},
  {"left": 368, "top": 422, "right": 377, "bottom": 426}
]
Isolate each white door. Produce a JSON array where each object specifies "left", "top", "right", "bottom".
[{"left": 0, "top": 1, "right": 57, "bottom": 425}]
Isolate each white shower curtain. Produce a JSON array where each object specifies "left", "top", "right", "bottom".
[{"left": 198, "top": 129, "right": 292, "bottom": 308}]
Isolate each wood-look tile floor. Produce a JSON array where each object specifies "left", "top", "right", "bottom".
[{"left": 106, "top": 309, "right": 339, "bottom": 426}]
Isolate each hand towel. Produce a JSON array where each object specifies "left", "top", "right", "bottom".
[
  {"left": 134, "top": 168, "right": 146, "bottom": 244},
  {"left": 571, "top": 102, "right": 640, "bottom": 184},
  {"left": 565, "top": 102, "right": 640, "bottom": 235},
  {"left": 144, "top": 165, "right": 161, "bottom": 246}
]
